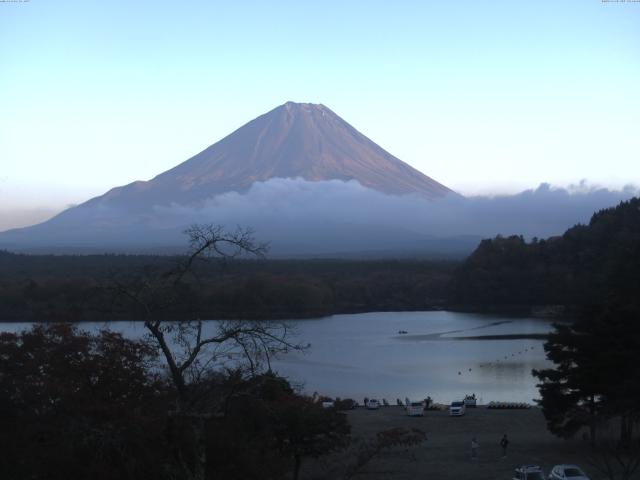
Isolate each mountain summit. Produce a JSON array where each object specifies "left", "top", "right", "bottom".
[
  {"left": 0, "top": 102, "right": 456, "bottom": 254},
  {"left": 95, "top": 101, "right": 452, "bottom": 210}
]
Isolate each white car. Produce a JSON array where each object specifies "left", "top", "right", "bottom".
[
  {"left": 548, "top": 464, "right": 590, "bottom": 480},
  {"left": 406, "top": 401, "right": 425, "bottom": 416},
  {"left": 513, "top": 465, "right": 545, "bottom": 480},
  {"left": 449, "top": 401, "right": 466, "bottom": 416},
  {"left": 366, "top": 398, "right": 380, "bottom": 410}
]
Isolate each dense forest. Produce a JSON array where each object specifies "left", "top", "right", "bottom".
[
  {"left": 449, "top": 197, "right": 640, "bottom": 312},
  {"left": 0, "top": 252, "right": 455, "bottom": 321},
  {"left": 1, "top": 197, "right": 638, "bottom": 322}
]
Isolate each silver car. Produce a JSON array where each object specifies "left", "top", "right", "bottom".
[
  {"left": 548, "top": 464, "right": 590, "bottom": 480},
  {"left": 513, "top": 465, "right": 545, "bottom": 480}
]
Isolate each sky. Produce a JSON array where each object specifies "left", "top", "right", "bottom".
[{"left": 1, "top": 0, "right": 639, "bottom": 230}]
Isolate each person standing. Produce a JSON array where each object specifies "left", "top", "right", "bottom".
[
  {"left": 471, "top": 437, "right": 479, "bottom": 460},
  {"left": 500, "top": 434, "right": 509, "bottom": 458}
]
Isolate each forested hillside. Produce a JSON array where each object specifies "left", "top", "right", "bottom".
[
  {"left": 0, "top": 253, "right": 454, "bottom": 321},
  {"left": 449, "top": 197, "right": 640, "bottom": 311}
]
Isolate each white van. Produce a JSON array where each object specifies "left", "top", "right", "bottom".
[
  {"left": 449, "top": 401, "right": 466, "bottom": 416},
  {"left": 406, "top": 401, "right": 425, "bottom": 416},
  {"left": 366, "top": 399, "right": 380, "bottom": 410}
]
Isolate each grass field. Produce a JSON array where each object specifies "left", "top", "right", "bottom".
[{"left": 309, "top": 406, "right": 611, "bottom": 480}]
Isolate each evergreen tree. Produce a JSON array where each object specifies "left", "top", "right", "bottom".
[{"left": 534, "top": 304, "right": 640, "bottom": 444}]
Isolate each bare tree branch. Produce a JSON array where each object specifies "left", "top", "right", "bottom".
[{"left": 110, "top": 224, "right": 300, "bottom": 405}]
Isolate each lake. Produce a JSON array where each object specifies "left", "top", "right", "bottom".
[{"left": 0, "top": 311, "right": 554, "bottom": 405}]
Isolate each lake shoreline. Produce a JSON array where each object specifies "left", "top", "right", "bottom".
[
  {"left": 0, "top": 304, "right": 573, "bottom": 324},
  {"left": 2, "top": 311, "right": 553, "bottom": 404}
]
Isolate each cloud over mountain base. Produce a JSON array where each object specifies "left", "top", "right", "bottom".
[{"left": 1, "top": 178, "right": 637, "bottom": 257}]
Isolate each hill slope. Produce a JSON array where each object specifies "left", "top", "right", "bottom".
[{"left": 448, "top": 197, "right": 640, "bottom": 309}]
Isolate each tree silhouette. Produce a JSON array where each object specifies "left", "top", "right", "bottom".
[
  {"left": 112, "top": 224, "right": 303, "bottom": 480},
  {"left": 534, "top": 304, "right": 640, "bottom": 445},
  {"left": 0, "top": 324, "right": 165, "bottom": 480}
]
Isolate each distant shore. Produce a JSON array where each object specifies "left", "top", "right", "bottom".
[{"left": 0, "top": 305, "right": 571, "bottom": 324}]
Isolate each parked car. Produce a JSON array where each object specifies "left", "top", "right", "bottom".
[
  {"left": 366, "top": 398, "right": 380, "bottom": 410},
  {"left": 513, "top": 465, "right": 545, "bottom": 480},
  {"left": 321, "top": 398, "right": 334, "bottom": 409},
  {"left": 406, "top": 401, "right": 425, "bottom": 416},
  {"left": 548, "top": 464, "right": 590, "bottom": 480},
  {"left": 449, "top": 401, "right": 466, "bottom": 416}
]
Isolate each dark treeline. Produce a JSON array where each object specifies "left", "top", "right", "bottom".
[
  {"left": 449, "top": 197, "right": 640, "bottom": 312},
  {"left": 0, "top": 324, "right": 354, "bottom": 480},
  {"left": 0, "top": 252, "right": 455, "bottom": 321},
  {"left": 2, "top": 197, "right": 638, "bottom": 322},
  {"left": 525, "top": 199, "right": 640, "bottom": 461},
  {"left": 0, "top": 322, "right": 427, "bottom": 480},
  {"left": 447, "top": 197, "right": 640, "bottom": 461}
]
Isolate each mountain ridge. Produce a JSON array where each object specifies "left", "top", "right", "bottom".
[
  {"left": 0, "top": 101, "right": 456, "bottom": 254},
  {"left": 89, "top": 101, "right": 453, "bottom": 212}
]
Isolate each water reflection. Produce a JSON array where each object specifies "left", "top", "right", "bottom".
[
  {"left": 0, "top": 311, "right": 554, "bottom": 404},
  {"left": 270, "top": 311, "right": 553, "bottom": 404}
]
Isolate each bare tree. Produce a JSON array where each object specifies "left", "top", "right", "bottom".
[
  {"left": 588, "top": 439, "right": 640, "bottom": 480},
  {"left": 112, "top": 224, "right": 303, "bottom": 480}
]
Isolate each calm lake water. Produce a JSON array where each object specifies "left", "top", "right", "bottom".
[{"left": 1, "top": 311, "right": 554, "bottom": 405}]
